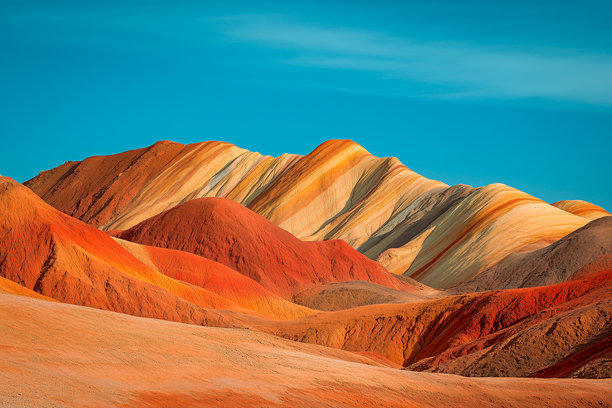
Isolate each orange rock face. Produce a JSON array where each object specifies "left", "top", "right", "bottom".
[
  {"left": 272, "top": 267, "right": 612, "bottom": 377},
  {"left": 5, "top": 169, "right": 612, "bottom": 381},
  {"left": 3, "top": 137, "right": 612, "bottom": 405},
  {"left": 454, "top": 216, "right": 612, "bottom": 291},
  {"left": 114, "top": 197, "right": 410, "bottom": 298},
  {"left": 0, "top": 176, "right": 309, "bottom": 321},
  {"left": 552, "top": 199, "right": 611, "bottom": 220},
  {"left": 25, "top": 139, "right": 604, "bottom": 288}
]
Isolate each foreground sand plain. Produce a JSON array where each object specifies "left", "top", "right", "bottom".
[{"left": 1, "top": 294, "right": 610, "bottom": 408}]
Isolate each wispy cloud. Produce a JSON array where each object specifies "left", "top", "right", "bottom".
[{"left": 211, "top": 15, "right": 612, "bottom": 106}]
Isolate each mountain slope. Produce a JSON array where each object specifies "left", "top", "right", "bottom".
[
  {"left": 2, "top": 293, "right": 610, "bottom": 408},
  {"left": 376, "top": 183, "right": 589, "bottom": 286},
  {"left": 270, "top": 267, "right": 612, "bottom": 377},
  {"left": 454, "top": 216, "right": 612, "bottom": 292},
  {"left": 552, "top": 199, "right": 611, "bottom": 220},
  {"left": 292, "top": 280, "right": 441, "bottom": 311},
  {"left": 0, "top": 176, "right": 310, "bottom": 321},
  {"left": 25, "top": 139, "right": 598, "bottom": 288},
  {"left": 114, "top": 197, "right": 411, "bottom": 298}
]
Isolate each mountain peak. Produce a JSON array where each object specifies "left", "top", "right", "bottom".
[{"left": 24, "top": 140, "right": 597, "bottom": 288}]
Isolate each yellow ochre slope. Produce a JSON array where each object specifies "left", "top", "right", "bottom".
[{"left": 25, "top": 140, "right": 602, "bottom": 288}]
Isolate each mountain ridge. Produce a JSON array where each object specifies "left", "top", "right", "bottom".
[{"left": 25, "top": 139, "right": 608, "bottom": 288}]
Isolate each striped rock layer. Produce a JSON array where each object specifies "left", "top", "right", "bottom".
[
  {"left": 552, "top": 199, "right": 611, "bottom": 221},
  {"left": 272, "top": 266, "right": 612, "bottom": 377},
  {"left": 25, "top": 139, "right": 607, "bottom": 288}
]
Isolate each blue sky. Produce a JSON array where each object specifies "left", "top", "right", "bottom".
[{"left": 1, "top": 0, "right": 611, "bottom": 209}]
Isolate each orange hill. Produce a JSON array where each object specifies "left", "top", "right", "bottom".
[
  {"left": 454, "top": 216, "right": 612, "bottom": 292},
  {"left": 3, "top": 174, "right": 611, "bottom": 380},
  {"left": 270, "top": 266, "right": 612, "bottom": 378},
  {"left": 25, "top": 139, "right": 601, "bottom": 288},
  {"left": 0, "top": 176, "right": 310, "bottom": 321},
  {"left": 114, "top": 197, "right": 411, "bottom": 298},
  {"left": 552, "top": 199, "right": 611, "bottom": 220}
]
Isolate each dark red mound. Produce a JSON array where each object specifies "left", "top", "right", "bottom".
[
  {"left": 0, "top": 176, "right": 307, "bottom": 324},
  {"left": 115, "top": 197, "right": 410, "bottom": 297}
]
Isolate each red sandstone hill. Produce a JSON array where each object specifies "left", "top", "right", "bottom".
[
  {"left": 270, "top": 266, "right": 612, "bottom": 378},
  {"left": 5, "top": 171, "right": 612, "bottom": 382},
  {"left": 0, "top": 176, "right": 310, "bottom": 322},
  {"left": 114, "top": 197, "right": 413, "bottom": 298},
  {"left": 3, "top": 173, "right": 611, "bottom": 380},
  {"left": 25, "top": 139, "right": 601, "bottom": 289}
]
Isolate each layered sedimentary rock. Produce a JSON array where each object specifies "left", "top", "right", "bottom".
[
  {"left": 0, "top": 176, "right": 310, "bottom": 321},
  {"left": 26, "top": 139, "right": 601, "bottom": 288},
  {"left": 113, "top": 197, "right": 410, "bottom": 298},
  {"left": 454, "top": 216, "right": 612, "bottom": 292},
  {"left": 2, "top": 293, "right": 610, "bottom": 408},
  {"left": 373, "top": 183, "right": 589, "bottom": 287},
  {"left": 553, "top": 199, "right": 611, "bottom": 220},
  {"left": 271, "top": 267, "right": 612, "bottom": 378},
  {"left": 24, "top": 140, "right": 303, "bottom": 231}
]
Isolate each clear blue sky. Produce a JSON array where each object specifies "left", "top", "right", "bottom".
[{"left": 1, "top": 0, "right": 611, "bottom": 209}]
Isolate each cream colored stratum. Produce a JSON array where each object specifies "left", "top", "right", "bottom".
[
  {"left": 552, "top": 199, "right": 611, "bottom": 221},
  {"left": 33, "top": 139, "right": 601, "bottom": 288}
]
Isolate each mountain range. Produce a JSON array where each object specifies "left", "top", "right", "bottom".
[{"left": 1, "top": 139, "right": 611, "bottom": 407}]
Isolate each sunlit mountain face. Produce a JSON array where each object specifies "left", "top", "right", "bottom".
[{"left": 1, "top": 1, "right": 611, "bottom": 406}]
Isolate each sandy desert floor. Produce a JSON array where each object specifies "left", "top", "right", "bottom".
[{"left": 1, "top": 293, "right": 610, "bottom": 408}]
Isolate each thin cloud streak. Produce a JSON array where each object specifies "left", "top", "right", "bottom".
[{"left": 213, "top": 15, "right": 612, "bottom": 105}]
